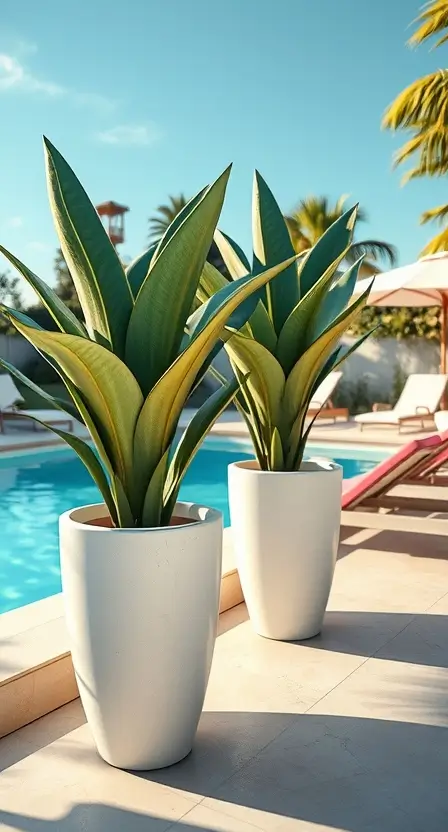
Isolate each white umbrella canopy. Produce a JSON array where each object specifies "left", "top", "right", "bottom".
[{"left": 355, "top": 252, "right": 448, "bottom": 372}]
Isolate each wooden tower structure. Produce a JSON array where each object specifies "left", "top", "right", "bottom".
[{"left": 96, "top": 201, "right": 129, "bottom": 247}]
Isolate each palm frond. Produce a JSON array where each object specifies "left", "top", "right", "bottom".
[
  {"left": 354, "top": 205, "right": 368, "bottom": 224},
  {"left": 400, "top": 126, "right": 448, "bottom": 180},
  {"left": 285, "top": 198, "right": 395, "bottom": 264},
  {"left": 421, "top": 202, "right": 448, "bottom": 225},
  {"left": 347, "top": 239, "right": 397, "bottom": 267},
  {"left": 287, "top": 196, "right": 344, "bottom": 242},
  {"left": 148, "top": 194, "right": 189, "bottom": 242},
  {"left": 408, "top": 0, "right": 448, "bottom": 49},
  {"left": 383, "top": 70, "right": 448, "bottom": 131},
  {"left": 284, "top": 216, "right": 312, "bottom": 253},
  {"left": 420, "top": 226, "right": 448, "bottom": 255}
]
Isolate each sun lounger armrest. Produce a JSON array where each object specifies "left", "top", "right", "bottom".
[
  {"left": 372, "top": 403, "right": 392, "bottom": 412},
  {"left": 309, "top": 400, "right": 323, "bottom": 409},
  {"left": 415, "top": 406, "right": 431, "bottom": 414}
]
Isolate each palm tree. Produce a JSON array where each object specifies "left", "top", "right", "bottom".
[
  {"left": 148, "top": 194, "right": 189, "bottom": 242},
  {"left": 383, "top": 1, "right": 448, "bottom": 254},
  {"left": 148, "top": 193, "right": 230, "bottom": 278},
  {"left": 284, "top": 196, "right": 397, "bottom": 277}
]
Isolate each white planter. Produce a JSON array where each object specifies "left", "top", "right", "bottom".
[
  {"left": 228, "top": 460, "right": 342, "bottom": 641},
  {"left": 59, "top": 501, "right": 222, "bottom": 770},
  {"left": 435, "top": 411, "right": 448, "bottom": 432}
]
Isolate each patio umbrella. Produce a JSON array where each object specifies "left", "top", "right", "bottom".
[{"left": 355, "top": 252, "right": 448, "bottom": 373}]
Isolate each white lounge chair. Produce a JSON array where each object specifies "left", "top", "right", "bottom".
[
  {"left": 0, "top": 374, "right": 75, "bottom": 433},
  {"left": 355, "top": 373, "right": 448, "bottom": 432},
  {"left": 308, "top": 371, "right": 348, "bottom": 421}
]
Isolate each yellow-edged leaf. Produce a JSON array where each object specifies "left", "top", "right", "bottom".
[
  {"left": 269, "top": 426, "right": 284, "bottom": 471},
  {"left": 284, "top": 287, "right": 371, "bottom": 466},
  {"left": 275, "top": 246, "right": 351, "bottom": 374},
  {"left": 0, "top": 357, "right": 80, "bottom": 422},
  {"left": 225, "top": 331, "right": 285, "bottom": 434},
  {"left": 0, "top": 245, "right": 87, "bottom": 338},
  {"left": 126, "top": 167, "right": 231, "bottom": 394},
  {"left": 1, "top": 307, "right": 116, "bottom": 477},
  {"left": 133, "top": 256, "right": 297, "bottom": 485},
  {"left": 213, "top": 229, "right": 250, "bottom": 278},
  {"left": 44, "top": 138, "right": 133, "bottom": 355},
  {"left": 252, "top": 171, "right": 299, "bottom": 333},
  {"left": 4, "top": 321, "right": 143, "bottom": 487},
  {"left": 141, "top": 450, "right": 170, "bottom": 527},
  {"left": 163, "top": 378, "right": 239, "bottom": 522},
  {"left": 111, "top": 475, "right": 135, "bottom": 527},
  {"left": 14, "top": 410, "right": 118, "bottom": 525}
]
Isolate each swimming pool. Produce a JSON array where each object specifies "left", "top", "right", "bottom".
[{"left": 0, "top": 437, "right": 389, "bottom": 614}]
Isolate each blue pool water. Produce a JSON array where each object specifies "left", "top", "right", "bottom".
[{"left": 0, "top": 438, "right": 388, "bottom": 615}]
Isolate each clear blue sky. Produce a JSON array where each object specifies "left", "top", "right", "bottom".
[{"left": 1, "top": 0, "right": 447, "bottom": 304}]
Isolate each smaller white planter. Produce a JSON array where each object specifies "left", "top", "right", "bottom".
[
  {"left": 435, "top": 411, "right": 448, "bottom": 432},
  {"left": 59, "top": 501, "right": 222, "bottom": 771},
  {"left": 228, "top": 459, "right": 342, "bottom": 641}
]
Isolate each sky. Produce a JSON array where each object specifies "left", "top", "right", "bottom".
[{"left": 0, "top": 0, "right": 447, "bottom": 305}]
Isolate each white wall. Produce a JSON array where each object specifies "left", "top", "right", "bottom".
[
  {"left": 0, "top": 334, "right": 36, "bottom": 370},
  {"left": 3, "top": 330, "right": 435, "bottom": 404},
  {"left": 341, "top": 336, "right": 440, "bottom": 397},
  {"left": 210, "top": 337, "right": 441, "bottom": 400}
]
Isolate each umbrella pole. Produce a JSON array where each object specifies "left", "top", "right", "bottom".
[{"left": 441, "top": 295, "right": 448, "bottom": 408}]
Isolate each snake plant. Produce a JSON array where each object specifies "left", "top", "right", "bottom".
[
  {"left": 197, "top": 172, "right": 374, "bottom": 471},
  {"left": 0, "top": 141, "right": 296, "bottom": 527}
]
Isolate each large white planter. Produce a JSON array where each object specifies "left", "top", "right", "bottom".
[
  {"left": 59, "top": 501, "right": 222, "bottom": 770},
  {"left": 228, "top": 460, "right": 342, "bottom": 641}
]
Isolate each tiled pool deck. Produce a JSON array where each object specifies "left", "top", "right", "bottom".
[
  {"left": 1, "top": 413, "right": 448, "bottom": 830},
  {"left": 1, "top": 520, "right": 448, "bottom": 829}
]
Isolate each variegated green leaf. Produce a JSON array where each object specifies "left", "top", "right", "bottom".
[
  {"left": 153, "top": 189, "right": 207, "bottom": 259},
  {"left": 213, "top": 229, "right": 250, "bottom": 278},
  {"left": 2, "top": 320, "right": 143, "bottom": 490},
  {"left": 309, "top": 257, "right": 364, "bottom": 341},
  {"left": 297, "top": 205, "right": 357, "bottom": 297},
  {"left": 197, "top": 259, "right": 229, "bottom": 301},
  {"left": 246, "top": 301, "right": 277, "bottom": 352},
  {"left": 126, "top": 168, "right": 231, "bottom": 395},
  {"left": 230, "top": 363, "right": 268, "bottom": 468},
  {"left": 187, "top": 256, "right": 295, "bottom": 346},
  {"left": 162, "top": 378, "right": 239, "bottom": 522},
  {"left": 275, "top": 246, "right": 351, "bottom": 374},
  {"left": 14, "top": 410, "right": 118, "bottom": 525},
  {"left": 132, "top": 256, "right": 297, "bottom": 488},
  {"left": 141, "top": 449, "right": 170, "bottom": 527},
  {"left": 225, "top": 331, "right": 285, "bottom": 436},
  {"left": 112, "top": 475, "right": 135, "bottom": 528},
  {"left": 284, "top": 285, "right": 372, "bottom": 467},
  {"left": 312, "top": 327, "right": 377, "bottom": 396},
  {"left": 194, "top": 261, "right": 265, "bottom": 340},
  {"left": 125, "top": 244, "right": 158, "bottom": 298},
  {"left": 252, "top": 171, "right": 299, "bottom": 333},
  {"left": 0, "top": 357, "right": 80, "bottom": 421},
  {"left": 44, "top": 137, "right": 133, "bottom": 355},
  {"left": 196, "top": 261, "right": 276, "bottom": 351},
  {"left": 269, "top": 427, "right": 284, "bottom": 471},
  {"left": 1, "top": 308, "right": 118, "bottom": 478},
  {"left": 0, "top": 245, "right": 87, "bottom": 338}
]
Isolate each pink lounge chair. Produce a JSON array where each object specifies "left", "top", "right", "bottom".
[
  {"left": 342, "top": 434, "right": 444, "bottom": 512},
  {"left": 403, "top": 429, "right": 448, "bottom": 484}
]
